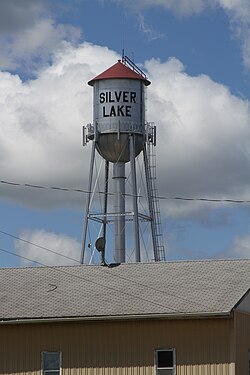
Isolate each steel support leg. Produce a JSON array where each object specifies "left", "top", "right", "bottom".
[
  {"left": 80, "top": 141, "right": 96, "bottom": 264},
  {"left": 130, "top": 135, "right": 141, "bottom": 262},
  {"left": 101, "top": 160, "right": 109, "bottom": 264},
  {"left": 113, "top": 162, "right": 126, "bottom": 263},
  {"left": 143, "top": 143, "right": 159, "bottom": 261}
]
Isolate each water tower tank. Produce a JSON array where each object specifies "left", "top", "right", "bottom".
[{"left": 88, "top": 60, "right": 151, "bottom": 163}]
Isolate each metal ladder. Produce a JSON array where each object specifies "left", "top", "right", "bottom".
[{"left": 146, "top": 138, "right": 166, "bottom": 261}]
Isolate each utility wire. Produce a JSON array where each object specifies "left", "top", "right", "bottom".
[
  {"left": 0, "top": 230, "right": 80, "bottom": 264},
  {"left": 0, "top": 230, "right": 207, "bottom": 311},
  {"left": 0, "top": 243, "right": 212, "bottom": 311},
  {"left": 0, "top": 246, "right": 49, "bottom": 267},
  {"left": 98, "top": 260, "right": 211, "bottom": 310},
  {"left": 1, "top": 179, "right": 250, "bottom": 204},
  {"left": 0, "top": 245, "right": 187, "bottom": 312}
]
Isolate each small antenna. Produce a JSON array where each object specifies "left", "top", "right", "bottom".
[
  {"left": 121, "top": 7, "right": 125, "bottom": 61},
  {"left": 131, "top": 51, "right": 135, "bottom": 63}
]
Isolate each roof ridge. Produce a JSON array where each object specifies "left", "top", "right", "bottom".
[{"left": 1, "top": 258, "right": 250, "bottom": 271}]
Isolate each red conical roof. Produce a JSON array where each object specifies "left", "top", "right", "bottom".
[{"left": 88, "top": 60, "right": 151, "bottom": 86}]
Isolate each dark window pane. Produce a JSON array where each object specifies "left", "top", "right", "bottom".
[
  {"left": 43, "top": 352, "right": 60, "bottom": 370},
  {"left": 157, "top": 351, "right": 173, "bottom": 368}
]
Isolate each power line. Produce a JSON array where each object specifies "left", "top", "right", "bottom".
[
  {"left": 0, "top": 230, "right": 214, "bottom": 310},
  {"left": 0, "top": 230, "right": 80, "bottom": 264},
  {"left": 98, "top": 260, "right": 209, "bottom": 310},
  {"left": 0, "top": 246, "right": 49, "bottom": 267},
  {"left": 0, "top": 245, "right": 188, "bottom": 312},
  {"left": 0, "top": 180, "right": 93, "bottom": 194},
  {"left": 0, "top": 244, "right": 211, "bottom": 312},
  {"left": 1, "top": 179, "right": 250, "bottom": 204}
]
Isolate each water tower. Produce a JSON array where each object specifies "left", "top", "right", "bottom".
[{"left": 81, "top": 55, "right": 165, "bottom": 264}]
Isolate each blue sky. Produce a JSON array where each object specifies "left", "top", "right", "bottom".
[{"left": 1, "top": 0, "right": 250, "bottom": 266}]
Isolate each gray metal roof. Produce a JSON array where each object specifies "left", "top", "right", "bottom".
[{"left": 0, "top": 259, "right": 250, "bottom": 322}]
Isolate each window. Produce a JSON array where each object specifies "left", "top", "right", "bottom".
[
  {"left": 42, "top": 351, "right": 61, "bottom": 375},
  {"left": 155, "top": 349, "right": 175, "bottom": 375}
]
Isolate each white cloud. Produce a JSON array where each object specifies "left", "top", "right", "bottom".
[
  {"left": 4, "top": 19, "right": 81, "bottom": 71},
  {"left": 14, "top": 229, "right": 81, "bottom": 266},
  {"left": 116, "top": 0, "right": 250, "bottom": 16},
  {"left": 145, "top": 57, "right": 250, "bottom": 217},
  {"left": 114, "top": 0, "right": 250, "bottom": 69},
  {"left": 114, "top": 0, "right": 206, "bottom": 15},
  {"left": 228, "top": 233, "right": 250, "bottom": 258},
  {"left": 0, "top": 43, "right": 118, "bottom": 208},
  {"left": 138, "top": 14, "right": 165, "bottom": 41},
  {"left": 214, "top": 1, "right": 250, "bottom": 69},
  {"left": 2, "top": 42, "right": 250, "bottom": 219},
  {"left": 0, "top": 0, "right": 44, "bottom": 33},
  {"left": 0, "top": 0, "right": 81, "bottom": 72}
]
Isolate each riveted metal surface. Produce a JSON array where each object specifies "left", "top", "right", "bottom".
[
  {"left": 96, "top": 133, "right": 144, "bottom": 162},
  {"left": 93, "top": 78, "right": 145, "bottom": 162}
]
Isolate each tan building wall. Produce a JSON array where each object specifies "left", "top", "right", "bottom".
[
  {"left": 234, "top": 310, "right": 250, "bottom": 375},
  {"left": 0, "top": 317, "right": 234, "bottom": 375}
]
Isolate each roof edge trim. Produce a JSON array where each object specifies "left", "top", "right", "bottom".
[
  {"left": 0, "top": 311, "right": 232, "bottom": 325},
  {"left": 233, "top": 287, "right": 250, "bottom": 311}
]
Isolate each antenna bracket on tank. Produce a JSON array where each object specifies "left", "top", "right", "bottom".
[
  {"left": 145, "top": 122, "right": 157, "bottom": 147},
  {"left": 82, "top": 123, "right": 95, "bottom": 146}
]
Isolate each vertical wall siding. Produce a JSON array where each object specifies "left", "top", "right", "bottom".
[
  {"left": 0, "top": 317, "right": 234, "bottom": 375},
  {"left": 234, "top": 310, "right": 250, "bottom": 375}
]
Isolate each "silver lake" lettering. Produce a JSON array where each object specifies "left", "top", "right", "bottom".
[{"left": 100, "top": 91, "right": 136, "bottom": 117}]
